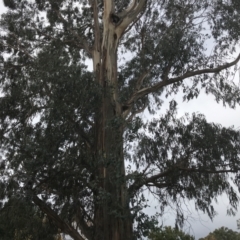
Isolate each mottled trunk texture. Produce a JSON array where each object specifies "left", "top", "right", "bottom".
[{"left": 92, "top": 4, "right": 133, "bottom": 239}]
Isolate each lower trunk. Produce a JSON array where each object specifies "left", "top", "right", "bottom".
[
  {"left": 94, "top": 177, "right": 133, "bottom": 240},
  {"left": 92, "top": 15, "right": 133, "bottom": 238},
  {"left": 93, "top": 96, "right": 133, "bottom": 240}
]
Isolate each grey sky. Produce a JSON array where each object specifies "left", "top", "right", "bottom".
[
  {"left": 178, "top": 93, "right": 240, "bottom": 238},
  {"left": 143, "top": 90, "right": 240, "bottom": 239},
  {"left": 1, "top": 1, "right": 240, "bottom": 239}
]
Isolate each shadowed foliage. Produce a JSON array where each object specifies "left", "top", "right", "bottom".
[{"left": 1, "top": 0, "right": 240, "bottom": 239}]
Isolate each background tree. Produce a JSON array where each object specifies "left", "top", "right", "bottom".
[
  {"left": 199, "top": 226, "right": 240, "bottom": 240},
  {"left": 148, "top": 226, "right": 194, "bottom": 240},
  {"left": 1, "top": 0, "right": 240, "bottom": 240}
]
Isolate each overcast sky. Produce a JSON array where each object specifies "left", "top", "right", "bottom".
[
  {"left": 1, "top": 1, "right": 240, "bottom": 239},
  {"left": 175, "top": 94, "right": 240, "bottom": 239},
  {"left": 143, "top": 90, "right": 240, "bottom": 239}
]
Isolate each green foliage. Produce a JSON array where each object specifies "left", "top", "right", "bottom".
[
  {"left": 0, "top": 197, "right": 57, "bottom": 240},
  {"left": 131, "top": 103, "right": 240, "bottom": 225},
  {"left": 148, "top": 226, "right": 194, "bottom": 240},
  {"left": 199, "top": 227, "right": 240, "bottom": 240},
  {"left": 1, "top": 0, "right": 240, "bottom": 239}
]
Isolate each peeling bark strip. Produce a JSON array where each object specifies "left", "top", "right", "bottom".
[{"left": 91, "top": 1, "right": 147, "bottom": 240}]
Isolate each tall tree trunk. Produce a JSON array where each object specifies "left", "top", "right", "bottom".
[
  {"left": 92, "top": 4, "right": 133, "bottom": 239},
  {"left": 93, "top": 103, "right": 133, "bottom": 240}
]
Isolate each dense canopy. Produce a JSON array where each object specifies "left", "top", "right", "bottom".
[{"left": 1, "top": 0, "right": 240, "bottom": 239}]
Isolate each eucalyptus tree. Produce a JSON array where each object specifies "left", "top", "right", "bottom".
[{"left": 1, "top": 0, "right": 240, "bottom": 240}]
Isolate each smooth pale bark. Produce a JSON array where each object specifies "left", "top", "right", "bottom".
[
  {"left": 90, "top": 1, "right": 147, "bottom": 239},
  {"left": 92, "top": 2, "right": 132, "bottom": 239}
]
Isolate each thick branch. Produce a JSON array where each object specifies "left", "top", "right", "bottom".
[
  {"left": 128, "top": 166, "right": 240, "bottom": 196},
  {"left": 135, "top": 67, "right": 153, "bottom": 91},
  {"left": 116, "top": 0, "right": 147, "bottom": 37},
  {"left": 127, "top": 54, "right": 240, "bottom": 106},
  {"left": 103, "top": 0, "right": 114, "bottom": 19},
  {"left": 128, "top": 169, "right": 171, "bottom": 195},
  {"left": 124, "top": 0, "right": 138, "bottom": 13},
  {"left": 32, "top": 195, "right": 87, "bottom": 240},
  {"left": 124, "top": 101, "right": 148, "bottom": 122}
]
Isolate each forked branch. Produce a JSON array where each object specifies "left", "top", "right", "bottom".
[{"left": 114, "top": 0, "right": 147, "bottom": 37}]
